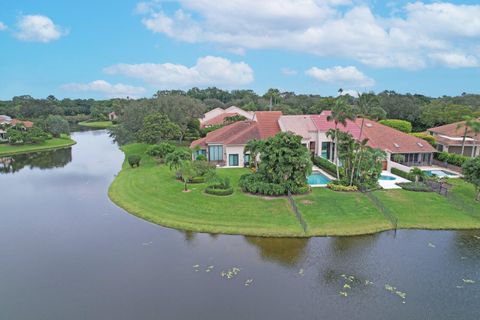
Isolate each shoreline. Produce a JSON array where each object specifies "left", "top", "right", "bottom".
[{"left": 0, "top": 137, "right": 76, "bottom": 157}]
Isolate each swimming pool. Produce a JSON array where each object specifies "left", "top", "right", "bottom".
[
  {"left": 423, "top": 170, "right": 459, "bottom": 178},
  {"left": 307, "top": 171, "right": 331, "bottom": 185},
  {"left": 379, "top": 175, "right": 396, "bottom": 181}
]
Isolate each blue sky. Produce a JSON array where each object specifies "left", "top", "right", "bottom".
[{"left": 1, "top": 0, "right": 479, "bottom": 100}]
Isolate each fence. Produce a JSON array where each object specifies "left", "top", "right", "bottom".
[
  {"left": 365, "top": 192, "right": 398, "bottom": 233},
  {"left": 287, "top": 190, "right": 308, "bottom": 234}
]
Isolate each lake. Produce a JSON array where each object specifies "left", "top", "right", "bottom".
[{"left": 0, "top": 130, "right": 479, "bottom": 320}]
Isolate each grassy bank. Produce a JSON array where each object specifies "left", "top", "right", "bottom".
[
  {"left": 78, "top": 121, "right": 115, "bottom": 128},
  {"left": 0, "top": 135, "right": 76, "bottom": 157},
  {"left": 109, "top": 143, "right": 480, "bottom": 237}
]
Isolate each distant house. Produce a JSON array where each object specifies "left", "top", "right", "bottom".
[
  {"left": 108, "top": 112, "right": 118, "bottom": 121},
  {"left": 199, "top": 106, "right": 254, "bottom": 128},
  {"left": 428, "top": 120, "right": 480, "bottom": 157},
  {"left": 0, "top": 115, "right": 34, "bottom": 142},
  {"left": 191, "top": 111, "right": 281, "bottom": 167},
  {"left": 191, "top": 110, "right": 436, "bottom": 171}
]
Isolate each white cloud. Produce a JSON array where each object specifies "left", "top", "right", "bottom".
[
  {"left": 15, "top": 15, "right": 67, "bottom": 43},
  {"left": 281, "top": 68, "right": 298, "bottom": 76},
  {"left": 137, "top": 1, "right": 480, "bottom": 69},
  {"left": 0, "top": 22, "right": 7, "bottom": 31},
  {"left": 104, "top": 56, "right": 254, "bottom": 89},
  {"left": 306, "top": 66, "right": 375, "bottom": 87},
  {"left": 429, "top": 52, "right": 479, "bottom": 68},
  {"left": 61, "top": 80, "right": 146, "bottom": 98}
]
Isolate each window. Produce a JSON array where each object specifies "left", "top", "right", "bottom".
[
  {"left": 229, "top": 154, "right": 239, "bottom": 166},
  {"left": 244, "top": 154, "right": 250, "bottom": 166},
  {"left": 195, "top": 149, "right": 206, "bottom": 159},
  {"left": 321, "top": 142, "right": 331, "bottom": 160},
  {"left": 208, "top": 145, "right": 223, "bottom": 161}
]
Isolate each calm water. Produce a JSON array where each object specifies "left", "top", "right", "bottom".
[{"left": 0, "top": 130, "right": 479, "bottom": 320}]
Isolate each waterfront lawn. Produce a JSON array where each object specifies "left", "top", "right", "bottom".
[
  {"left": 110, "top": 143, "right": 480, "bottom": 237},
  {"left": 78, "top": 121, "right": 115, "bottom": 128},
  {"left": 109, "top": 143, "right": 304, "bottom": 237},
  {"left": 0, "top": 135, "right": 76, "bottom": 156}
]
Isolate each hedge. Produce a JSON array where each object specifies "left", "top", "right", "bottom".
[
  {"left": 327, "top": 183, "right": 358, "bottom": 192},
  {"left": 410, "top": 132, "right": 436, "bottom": 147},
  {"left": 397, "top": 182, "right": 432, "bottom": 192},
  {"left": 391, "top": 167, "right": 413, "bottom": 181},
  {"left": 313, "top": 156, "right": 340, "bottom": 178},
  {"left": 379, "top": 119, "right": 412, "bottom": 133},
  {"left": 239, "top": 173, "right": 310, "bottom": 196},
  {"left": 190, "top": 176, "right": 205, "bottom": 184},
  {"left": 205, "top": 185, "right": 234, "bottom": 196},
  {"left": 435, "top": 151, "right": 468, "bottom": 167}
]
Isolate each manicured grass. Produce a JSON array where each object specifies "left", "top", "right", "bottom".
[
  {"left": 78, "top": 121, "right": 115, "bottom": 128},
  {"left": 109, "top": 143, "right": 480, "bottom": 237},
  {"left": 0, "top": 135, "right": 76, "bottom": 156}
]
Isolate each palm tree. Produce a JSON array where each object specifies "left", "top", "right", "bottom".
[
  {"left": 410, "top": 167, "right": 425, "bottom": 184},
  {"left": 245, "top": 139, "right": 264, "bottom": 170},
  {"left": 327, "top": 97, "right": 356, "bottom": 180},
  {"left": 457, "top": 116, "right": 480, "bottom": 156},
  {"left": 178, "top": 161, "right": 196, "bottom": 191},
  {"left": 468, "top": 121, "right": 480, "bottom": 157},
  {"left": 165, "top": 151, "right": 185, "bottom": 171}
]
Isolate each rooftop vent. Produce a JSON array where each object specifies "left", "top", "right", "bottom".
[
  {"left": 417, "top": 142, "right": 424, "bottom": 148},
  {"left": 393, "top": 143, "right": 400, "bottom": 148},
  {"left": 366, "top": 123, "right": 373, "bottom": 128}
]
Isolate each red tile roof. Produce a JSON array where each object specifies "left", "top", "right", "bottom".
[
  {"left": 201, "top": 113, "right": 238, "bottom": 128},
  {"left": 311, "top": 111, "right": 362, "bottom": 139},
  {"left": 428, "top": 120, "right": 480, "bottom": 138},
  {"left": 254, "top": 111, "right": 282, "bottom": 139},
  {"left": 10, "top": 119, "right": 33, "bottom": 128},
  {"left": 190, "top": 120, "right": 260, "bottom": 148}
]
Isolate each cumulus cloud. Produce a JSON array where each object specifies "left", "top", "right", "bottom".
[
  {"left": 61, "top": 80, "right": 146, "bottom": 98},
  {"left": 428, "top": 52, "right": 479, "bottom": 68},
  {"left": 306, "top": 66, "right": 375, "bottom": 87},
  {"left": 0, "top": 22, "right": 7, "bottom": 31},
  {"left": 15, "top": 15, "right": 67, "bottom": 43},
  {"left": 137, "top": 1, "right": 480, "bottom": 69},
  {"left": 104, "top": 56, "right": 254, "bottom": 89}
]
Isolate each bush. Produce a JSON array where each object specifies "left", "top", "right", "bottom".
[
  {"left": 397, "top": 182, "right": 432, "bottom": 192},
  {"left": 146, "top": 142, "right": 176, "bottom": 158},
  {"left": 391, "top": 167, "right": 414, "bottom": 181},
  {"left": 128, "top": 155, "right": 141, "bottom": 168},
  {"left": 205, "top": 185, "right": 234, "bottom": 196},
  {"left": 327, "top": 183, "right": 358, "bottom": 192},
  {"left": 239, "top": 174, "right": 288, "bottom": 196},
  {"left": 379, "top": 119, "right": 412, "bottom": 133},
  {"left": 190, "top": 176, "right": 205, "bottom": 184},
  {"left": 410, "top": 132, "right": 436, "bottom": 147},
  {"left": 313, "top": 156, "right": 340, "bottom": 178},
  {"left": 196, "top": 154, "right": 207, "bottom": 161},
  {"left": 435, "top": 152, "right": 468, "bottom": 167}
]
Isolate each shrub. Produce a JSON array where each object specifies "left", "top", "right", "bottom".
[
  {"left": 397, "top": 182, "right": 432, "bottom": 192},
  {"left": 313, "top": 156, "right": 340, "bottom": 178},
  {"left": 391, "top": 168, "right": 414, "bottom": 181},
  {"left": 379, "top": 119, "right": 412, "bottom": 133},
  {"left": 192, "top": 160, "right": 215, "bottom": 177},
  {"left": 435, "top": 152, "right": 468, "bottom": 167},
  {"left": 190, "top": 176, "right": 205, "bottom": 184},
  {"left": 128, "top": 155, "right": 141, "bottom": 168},
  {"left": 196, "top": 154, "right": 207, "bottom": 161},
  {"left": 205, "top": 185, "right": 234, "bottom": 196},
  {"left": 327, "top": 183, "right": 358, "bottom": 192},
  {"left": 410, "top": 132, "right": 436, "bottom": 147},
  {"left": 146, "top": 142, "right": 176, "bottom": 158},
  {"left": 239, "top": 174, "right": 288, "bottom": 196}
]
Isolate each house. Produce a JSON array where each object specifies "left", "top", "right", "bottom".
[
  {"left": 428, "top": 120, "right": 480, "bottom": 157},
  {"left": 199, "top": 106, "right": 254, "bottom": 128},
  {"left": 108, "top": 112, "right": 118, "bottom": 121},
  {"left": 191, "top": 110, "right": 436, "bottom": 171},
  {"left": 191, "top": 111, "right": 281, "bottom": 167},
  {"left": 0, "top": 115, "right": 33, "bottom": 142}
]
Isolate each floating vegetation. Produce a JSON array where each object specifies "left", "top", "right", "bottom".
[
  {"left": 205, "top": 265, "right": 215, "bottom": 272},
  {"left": 462, "top": 279, "right": 476, "bottom": 284},
  {"left": 298, "top": 268, "right": 304, "bottom": 276},
  {"left": 221, "top": 267, "right": 241, "bottom": 279},
  {"left": 428, "top": 242, "right": 436, "bottom": 248},
  {"left": 343, "top": 284, "right": 351, "bottom": 289},
  {"left": 456, "top": 286, "right": 464, "bottom": 289},
  {"left": 339, "top": 291, "right": 348, "bottom": 297},
  {"left": 340, "top": 274, "right": 355, "bottom": 282},
  {"left": 385, "top": 284, "right": 407, "bottom": 303},
  {"left": 474, "top": 235, "right": 480, "bottom": 240},
  {"left": 245, "top": 279, "right": 254, "bottom": 287},
  {"left": 365, "top": 280, "right": 374, "bottom": 285}
]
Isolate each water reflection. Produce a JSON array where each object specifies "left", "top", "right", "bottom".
[
  {"left": 0, "top": 147, "right": 72, "bottom": 174},
  {"left": 245, "top": 237, "right": 309, "bottom": 267}
]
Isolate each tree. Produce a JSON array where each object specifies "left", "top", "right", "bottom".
[
  {"left": 457, "top": 116, "right": 480, "bottom": 156},
  {"left": 244, "top": 139, "right": 264, "bottom": 170},
  {"left": 42, "top": 115, "right": 70, "bottom": 138},
  {"left": 178, "top": 161, "right": 196, "bottom": 191},
  {"left": 410, "top": 167, "right": 425, "bottom": 184},
  {"left": 137, "top": 113, "right": 181, "bottom": 144},
  {"left": 146, "top": 142, "right": 176, "bottom": 158},
  {"left": 462, "top": 157, "right": 480, "bottom": 201},
  {"left": 165, "top": 149, "right": 191, "bottom": 171},
  {"left": 327, "top": 97, "right": 356, "bottom": 180}
]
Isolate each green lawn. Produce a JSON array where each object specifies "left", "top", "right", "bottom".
[
  {"left": 78, "top": 121, "right": 115, "bottom": 128},
  {"left": 0, "top": 135, "right": 76, "bottom": 156},
  {"left": 109, "top": 143, "right": 480, "bottom": 237}
]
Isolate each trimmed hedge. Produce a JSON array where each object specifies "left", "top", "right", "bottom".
[
  {"left": 379, "top": 119, "right": 412, "bottom": 133},
  {"left": 435, "top": 151, "right": 468, "bottom": 167},
  {"left": 397, "top": 182, "right": 432, "bottom": 192},
  {"left": 391, "top": 167, "right": 414, "bottom": 181},
  {"left": 205, "top": 185, "right": 234, "bottom": 196},
  {"left": 190, "top": 176, "right": 205, "bottom": 184},
  {"left": 313, "top": 156, "right": 340, "bottom": 178},
  {"left": 327, "top": 183, "right": 358, "bottom": 192},
  {"left": 239, "top": 173, "right": 309, "bottom": 196}
]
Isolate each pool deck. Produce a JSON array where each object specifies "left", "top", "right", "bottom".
[
  {"left": 418, "top": 166, "right": 462, "bottom": 178},
  {"left": 378, "top": 170, "right": 409, "bottom": 189},
  {"left": 310, "top": 166, "right": 335, "bottom": 187}
]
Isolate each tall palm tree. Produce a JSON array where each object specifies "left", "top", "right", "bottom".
[
  {"left": 469, "top": 121, "right": 480, "bottom": 157},
  {"left": 457, "top": 116, "right": 480, "bottom": 156},
  {"left": 327, "top": 97, "right": 356, "bottom": 180}
]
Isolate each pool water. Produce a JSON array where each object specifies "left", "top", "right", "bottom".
[
  {"left": 423, "top": 170, "right": 458, "bottom": 177},
  {"left": 307, "top": 171, "right": 331, "bottom": 185},
  {"left": 379, "top": 175, "right": 396, "bottom": 181}
]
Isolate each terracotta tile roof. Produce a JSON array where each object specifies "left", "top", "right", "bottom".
[
  {"left": 433, "top": 135, "right": 479, "bottom": 146},
  {"left": 190, "top": 121, "right": 260, "bottom": 148},
  {"left": 278, "top": 115, "right": 316, "bottom": 140},
  {"left": 254, "top": 111, "right": 282, "bottom": 139},
  {"left": 201, "top": 113, "right": 238, "bottom": 128},
  {"left": 357, "top": 119, "right": 437, "bottom": 154},
  {"left": 10, "top": 119, "right": 33, "bottom": 128},
  {"left": 310, "top": 111, "right": 362, "bottom": 139},
  {"left": 428, "top": 120, "right": 480, "bottom": 138}
]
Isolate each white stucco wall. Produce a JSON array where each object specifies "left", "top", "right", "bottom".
[{"left": 225, "top": 145, "right": 246, "bottom": 167}]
